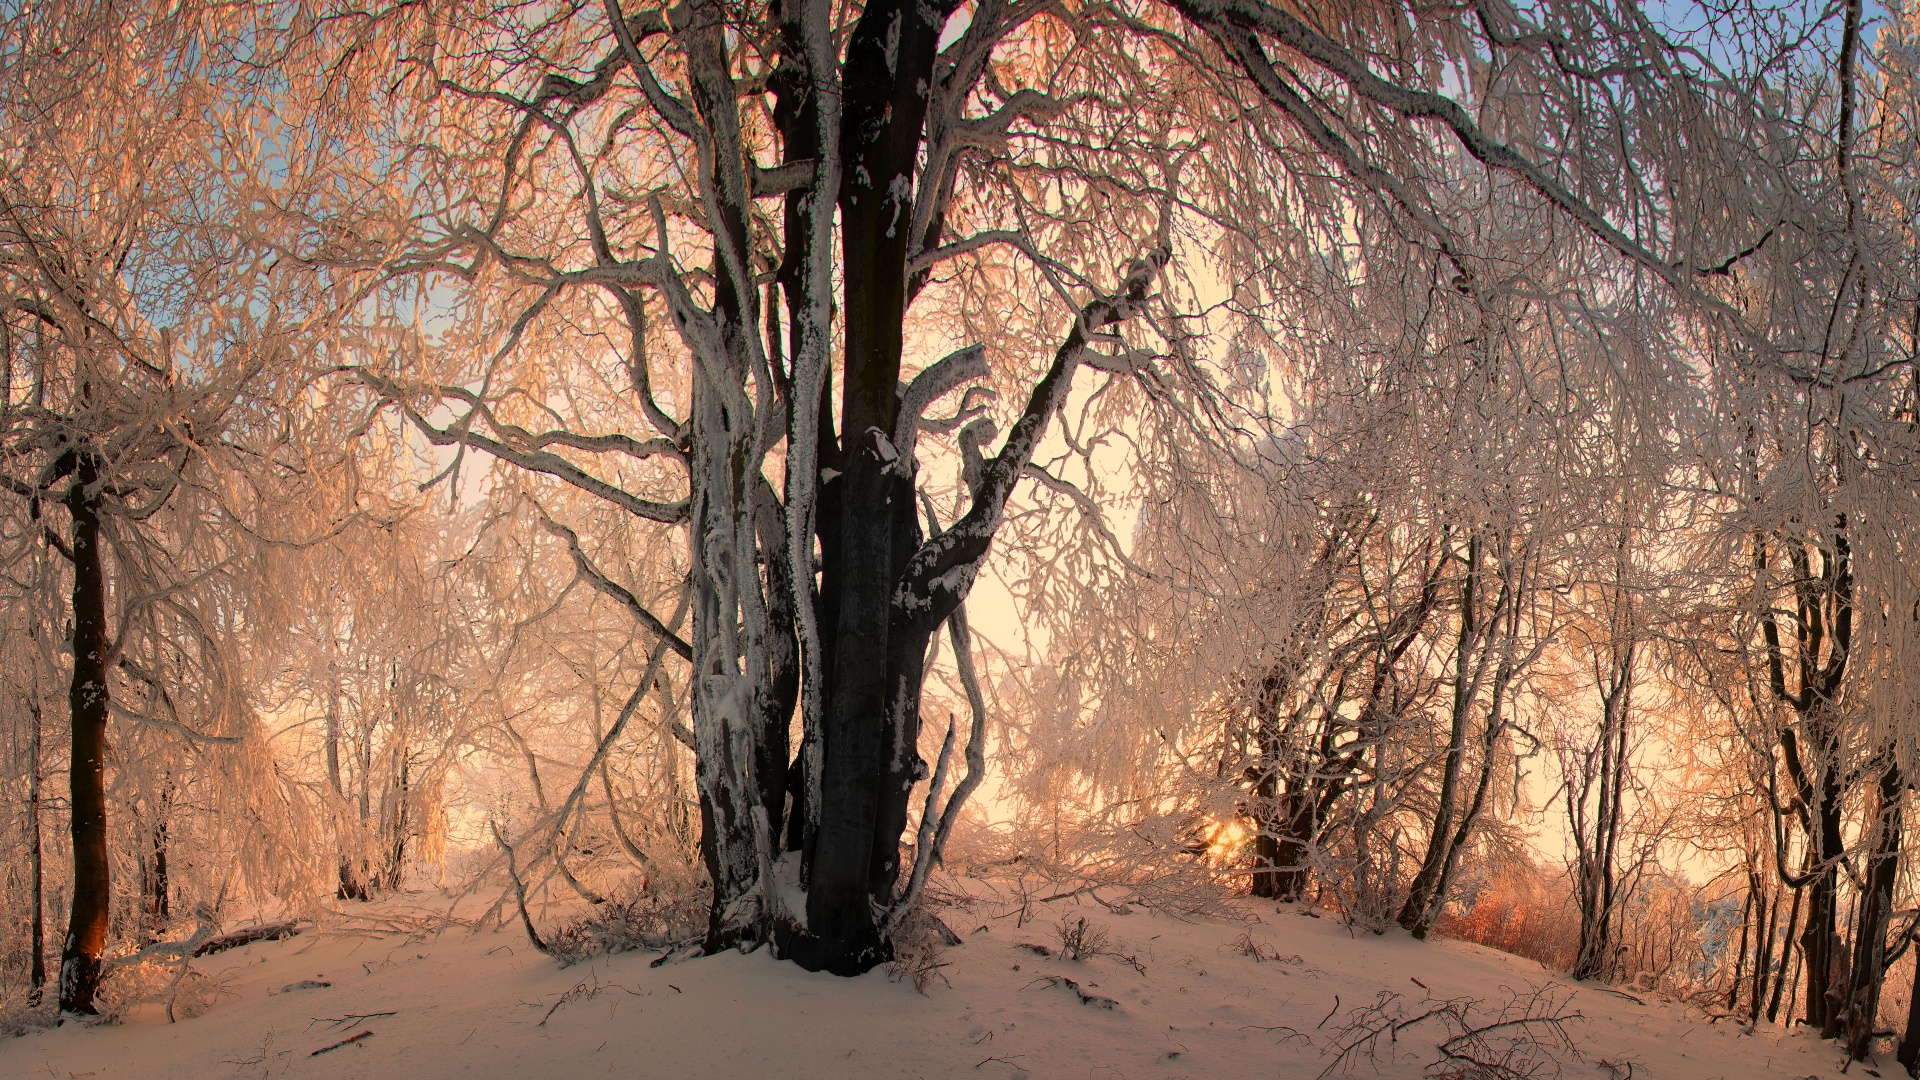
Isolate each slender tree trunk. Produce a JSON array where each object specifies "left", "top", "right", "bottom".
[
  {"left": 59, "top": 454, "right": 109, "bottom": 1014},
  {"left": 143, "top": 789, "right": 171, "bottom": 939},
  {"left": 1586, "top": 638, "right": 1633, "bottom": 980},
  {"left": 27, "top": 691, "right": 45, "bottom": 1003},
  {"left": 1770, "top": 883, "right": 1801, "bottom": 1024},
  {"left": 326, "top": 692, "right": 366, "bottom": 900},
  {"left": 1400, "top": 536, "right": 1482, "bottom": 934},
  {"left": 1573, "top": 666, "right": 1630, "bottom": 983},
  {"left": 1417, "top": 681, "right": 1507, "bottom": 935},
  {"left": 1405, "top": 642, "right": 1514, "bottom": 935},
  {"left": 1751, "top": 883, "right": 1777, "bottom": 1023},
  {"left": 1729, "top": 884, "right": 1753, "bottom": 1011},
  {"left": 151, "top": 819, "right": 169, "bottom": 921}
]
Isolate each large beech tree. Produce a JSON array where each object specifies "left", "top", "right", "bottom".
[{"left": 301, "top": 0, "right": 1866, "bottom": 975}]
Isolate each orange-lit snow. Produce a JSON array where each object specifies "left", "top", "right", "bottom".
[{"left": 2, "top": 888, "right": 1843, "bottom": 1079}]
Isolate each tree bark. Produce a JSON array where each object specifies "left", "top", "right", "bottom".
[
  {"left": 1728, "top": 884, "right": 1752, "bottom": 1011},
  {"left": 1248, "top": 669, "right": 1306, "bottom": 901},
  {"left": 27, "top": 689, "right": 45, "bottom": 1002},
  {"left": 1400, "top": 534, "right": 1486, "bottom": 934},
  {"left": 326, "top": 691, "right": 367, "bottom": 900},
  {"left": 1750, "top": 881, "right": 1776, "bottom": 1023},
  {"left": 787, "top": 0, "right": 949, "bottom": 976},
  {"left": 1899, "top": 932, "right": 1920, "bottom": 1072},
  {"left": 59, "top": 452, "right": 109, "bottom": 1014},
  {"left": 143, "top": 788, "right": 171, "bottom": 938},
  {"left": 1769, "top": 883, "right": 1801, "bottom": 1024},
  {"left": 1803, "top": 775, "right": 1844, "bottom": 1035},
  {"left": 377, "top": 741, "right": 410, "bottom": 891},
  {"left": 1844, "top": 760, "right": 1902, "bottom": 1059}
]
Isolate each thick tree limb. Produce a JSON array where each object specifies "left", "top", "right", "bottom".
[
  {"left": 894, "top": 344, "right": 988, "bottom": 472},
  {"left": 892, "top": 249, "right": 1169, "bottom": 630}
]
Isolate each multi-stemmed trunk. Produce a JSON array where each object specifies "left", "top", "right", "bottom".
[
  {"left": 385, "top": 0, "right": 1165, "bottom": 975},
  {"left": 1569, "top": 579, "right": 1636, "bottom": 984},
  {"left": 1768, "top": 884, "right": 1801, "bottom": 1024},
  {"left": 1400, "top": 533, "right": 1525, "bottom": 937},
  {"left": 779, "top": 0, "right": 956, "bottom": 974},
  {"left": 1754, "top": 528, "right": 1854, "bottom": 1039},
  {"left": 1567, "top": 670, "right": 1630, "bottom": 982},
  {"left": 1742, "top": 877, "right": 1778, "bottom": 1024},
  {"left": 1245, "top": 538, "right": 1443, "bottom": 908},
  {"left": 1249, "top": 785, "right": 1316, "bottom": 902},
  {"left": 1799, "top": 770, "right": 1845, "bottom": 1036},
  {"left": 1246, "top": 668, "right": 1316, "bottom": 903},
  {"left": 1844, "top": 759, "right": 1902, "bottom": 1059}
]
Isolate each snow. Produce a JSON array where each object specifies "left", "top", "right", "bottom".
[{"left": 2, "top": 888, "right": 1844, "bottom": 1079}]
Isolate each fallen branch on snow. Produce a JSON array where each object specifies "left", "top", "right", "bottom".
[{"left": 310, "top": 1030, "right": 373, "bottom": 1056}]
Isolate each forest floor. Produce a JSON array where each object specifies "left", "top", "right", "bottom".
[{"left": 0, "top": 884, "right": 1851, "bottom": 1079}]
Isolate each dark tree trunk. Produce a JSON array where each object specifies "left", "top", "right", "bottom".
[
  {"left": 1247, "top": 669, "right": 1301, "bottom": 902},
  {"left": 1769, "top": 884, "right": 1801, "bottom": 1024},
  {"left": 1900, "top": 934, "right": 1920, "bottom": 1072},
  {"left": 1261, "top": 814, "right": 1314, "bottom": 901},
  {"left": 1750, "top": 882, "right": 1776, "bottom": 1023},
  {"left": 1804, "top": 771, "right": 1844, "bottom": 1035},
  {"left": 59, "top": 453, "right": 109, "bottom": 1014},
  {"left": 1246, "top": 755, "right": 1294, "bottom": 900},
  {"left": 788, "top": 0, "right": 949, "bottom": 976},
  {"left": 1572, "top": 626, "right": 1633, "bottom": 983},
  {"left": 1753, "top": 531, "right": 1852, "bottom": 1038},
  {"left": 1844, "top": 760, "right": 1902, "bottom": 1059},
  {"left": 1400, "top": 534, "right": 1488, "bottom": 935},
  {"left": 1728, "top": 885, "right": 1752, "bottom": 1011},
  {"left": 1252, "top": 780, "right": 1321, "bottom": 903},
  {"left": 27, "top": 690, "right": 45, "bottom": 1002},
  {"left": 1804, "top": 877, "right": 1839, "bottom": 1033},
  {"left": 388, "top": 0, "right": 1153, "bottom": 975},
  {"left": 1249, "top": 825, "right": 1282, "bottom": 899},
  {"left": 144, "top": 805, "right": 170, "bottom": 936}
]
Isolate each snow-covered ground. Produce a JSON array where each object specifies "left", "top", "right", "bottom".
[{"left": 2, "top": 888, "right": 1845, "bottom": 1079}]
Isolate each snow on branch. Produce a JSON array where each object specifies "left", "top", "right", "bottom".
[
  {"left": 893, "top": 343, "right": 989, "bottom": 474},
  {"left": 892, "top": 246, "right": 1170, "bottom": 631},
  {"left": 534, "top": 505, "right": 693, "bottom": 660},
  {"left": 887, "top": 598, "right": 991, "bottom": 935},
  {"left": 349, "top": 368, "right": 691, "bottom": 526}
]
